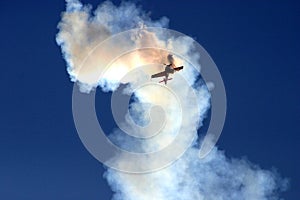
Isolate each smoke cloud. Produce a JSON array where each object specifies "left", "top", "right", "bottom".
[{"left": 56, "top": 0, "right": 288, "bottom": 199}]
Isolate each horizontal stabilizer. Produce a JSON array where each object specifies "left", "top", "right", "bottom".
[{"left": 159, "top": 78, "right": 172, "bottom": 83}]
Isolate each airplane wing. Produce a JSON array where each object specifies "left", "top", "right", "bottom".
[
  {"left": 174, "top": 66, "right": 184, "bottom": 71},
  {"left": 151, "top": 71, "right": 166, "bottom": 78}
]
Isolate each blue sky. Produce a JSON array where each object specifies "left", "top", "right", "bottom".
[{"left": 0, "top": 0, "right": 299, "bottom": 199}]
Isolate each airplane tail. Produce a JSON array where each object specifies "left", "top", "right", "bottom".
[{"left": 159, "top": 78, "right": 172, "bottom": 85}]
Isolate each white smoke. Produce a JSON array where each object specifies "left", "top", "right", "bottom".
[
  {"left": 105, "top": 148, "right": 287, "bottom": 200},
  {"left": 56, "top": 0, "right": 169, "bottom": 92},
  {"left": 56, "top": 0, "right": 288, "bottom": 199}
]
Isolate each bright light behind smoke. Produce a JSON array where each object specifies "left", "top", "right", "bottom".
[{"left": 56, "top": 0, "right": 288, "bottom": 199}]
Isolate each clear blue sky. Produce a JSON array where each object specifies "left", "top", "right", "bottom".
[{"left": 0, "top": 0, "right": 299, "bottom": 199}]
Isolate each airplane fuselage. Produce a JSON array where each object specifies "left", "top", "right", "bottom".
[
  {"left": 151, "top": 63, "right": 183, "bottom": 85},
  {"left": 165, "top": 65, "right": 175, "bottom": 74}
]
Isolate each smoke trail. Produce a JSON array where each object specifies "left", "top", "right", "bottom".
[
  {"left": 56, "top": 0, "right": 169, "bottom": 92},
  {"left": 56, "top": 0, "right": 288, "bottom": 199}
]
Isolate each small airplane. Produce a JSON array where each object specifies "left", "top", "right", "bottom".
[{"left": 151, "top": 55, "right": 184, "bottom": 85}]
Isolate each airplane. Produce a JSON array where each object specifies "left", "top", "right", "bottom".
[{"left": 151, "top": 62, "right": 184, "bottom": 85}]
